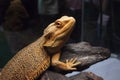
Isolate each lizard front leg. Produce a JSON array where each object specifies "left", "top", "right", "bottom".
[{"left": 51, "top": 51, "right": 80, "bottom": 70}]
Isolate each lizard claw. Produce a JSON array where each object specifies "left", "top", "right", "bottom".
[{"left": 65, "top": 58, "right": 81, "bottom": 70}]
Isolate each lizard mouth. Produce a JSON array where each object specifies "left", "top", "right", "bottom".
[
  {"left": 54, "top": 17, "right": 76, "bottom": 38},
  {"left": 50, "top": 17, "right": 75, "bottom": 48},
  {"left": 43, "top": 16, "right": 76, "bottom": 53}
]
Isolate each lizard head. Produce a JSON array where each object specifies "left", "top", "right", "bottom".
[{"left": 43, "top": 16, "right": 76, "bottom": 54}]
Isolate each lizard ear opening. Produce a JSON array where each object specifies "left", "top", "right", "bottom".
[
  {"left": 44, "top": 32, "right": 52, "bottom": 40},
  {"left": 43, "top": 32, "right": 53, "bottom": 47}
]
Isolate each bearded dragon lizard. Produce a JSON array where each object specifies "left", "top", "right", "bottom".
[{"left": 0, "top": 16, "right": 80, "bottom": 80}]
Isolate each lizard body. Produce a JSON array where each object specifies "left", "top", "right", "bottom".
[{"left": 0, "top": 16, "right": 80, "bottom": 80}]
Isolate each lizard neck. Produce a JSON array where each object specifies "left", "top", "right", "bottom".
[{"left": 36, "top": 36, "right": 46, "bottom": 47}]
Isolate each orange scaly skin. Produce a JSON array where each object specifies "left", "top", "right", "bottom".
[{"left": 0, "top": 16, "right": 80, "bottom": 80}]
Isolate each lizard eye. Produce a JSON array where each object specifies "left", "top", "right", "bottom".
[{"left": 55, "top": 21, "right": 63, "bottom": 28}]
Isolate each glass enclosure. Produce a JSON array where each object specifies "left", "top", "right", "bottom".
[{"left": 0, "top": 0, "right": 120, "bottom": 79}]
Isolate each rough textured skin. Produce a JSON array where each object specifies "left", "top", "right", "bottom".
[
  {"left": 0, "top": 16, "right": 77, "bottom": 80},
  {"left": 0, "top": 38, "right": 50, "bottom": 80}
]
